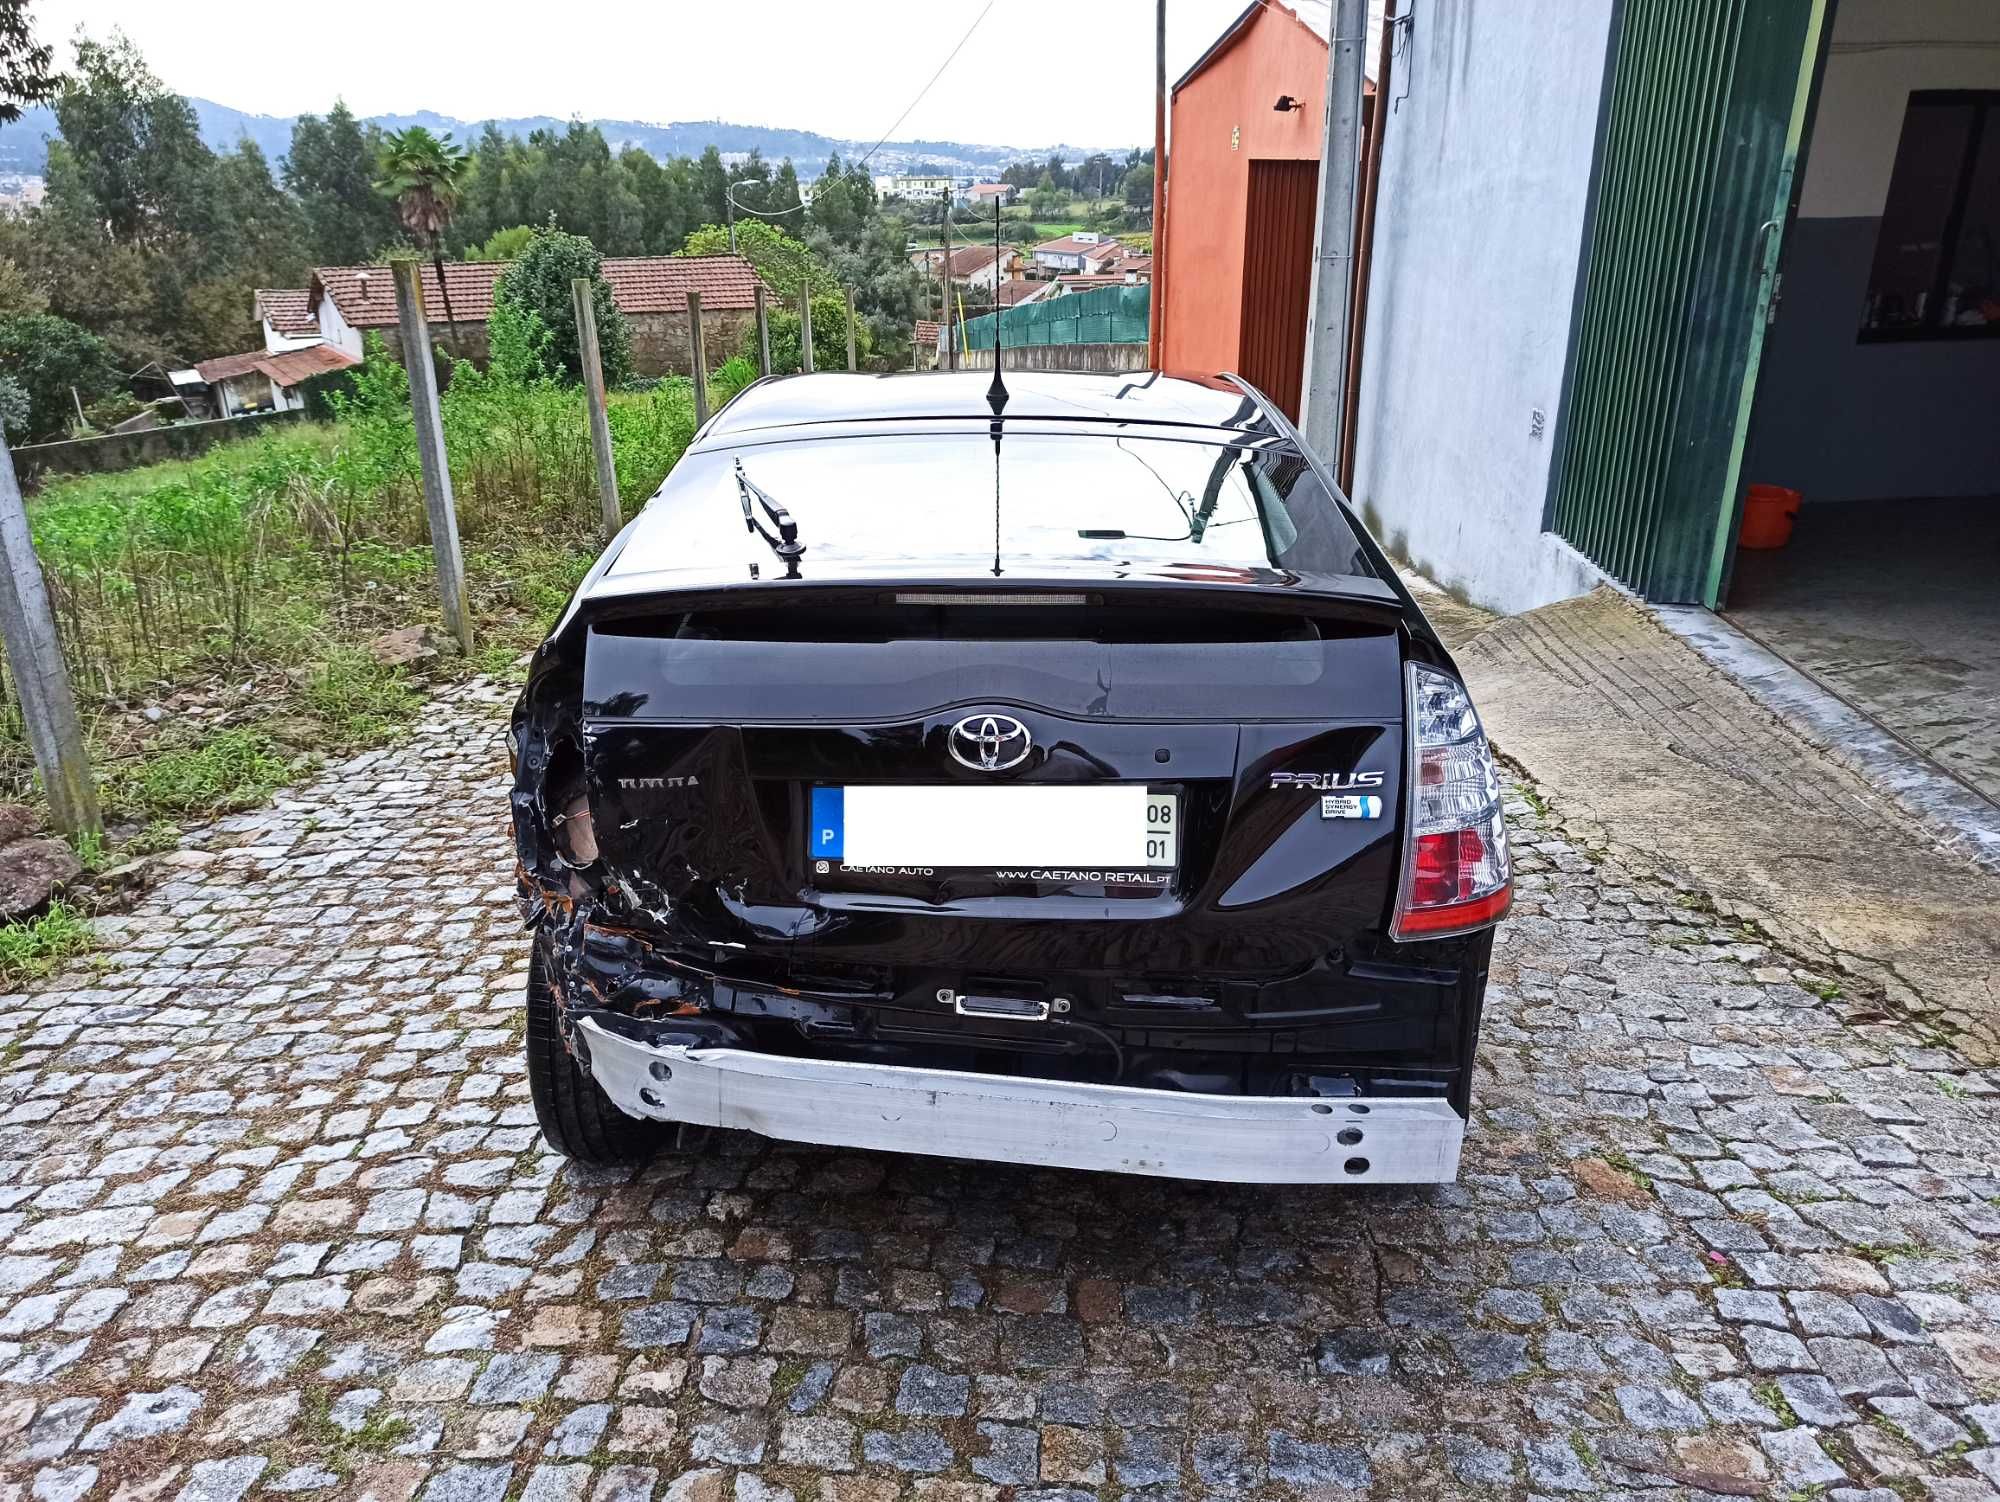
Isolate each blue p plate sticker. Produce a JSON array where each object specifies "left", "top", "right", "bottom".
[
  {"left": 1321, "top": 794, "right": 1383, "bottom": 821},
  {"left": 810, "top": 786, "right": 845, "bottom": 858}
]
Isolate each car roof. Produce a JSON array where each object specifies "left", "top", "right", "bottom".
[{"left": 694, "top": 370, "right": 1272, "bottom": 447}]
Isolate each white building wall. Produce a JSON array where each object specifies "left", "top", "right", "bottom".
[
  {"left": 317, "top": 296, "right": 366, "bottom": 361},
  {"left": 1350, "top": 0, "right": 1617, "bottom": 616},
  {"left": 261, "top": 317, "right": 325, "bottom": 355}
]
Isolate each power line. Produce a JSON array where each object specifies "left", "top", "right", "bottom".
[
  {"left": 725, "top": 185, "right": 808, "bottom": 219},
  {"left": 852, "top": 0, "right": 999, "bottom": 177}
]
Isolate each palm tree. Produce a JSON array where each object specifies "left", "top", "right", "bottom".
[{"left": 375, "top": 127, "right": 471, "bottom": 345}]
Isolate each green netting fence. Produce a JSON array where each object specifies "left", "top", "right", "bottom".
[{"left": 956, "top": 284, "right": 1149, "bottom": 351}]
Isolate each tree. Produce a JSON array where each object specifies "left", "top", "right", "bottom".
[
  {"left": 682, "top": 220, "right": 825, "bottom": 303},
  {"left": 1028, "top": 171, "right": 1063, "bottom": 220},
  {"left": 0, "top": 0, "right": 57, "bottom": 124},
  {"left": 807, "top": 152, "right": 877, "bottom": 247},
  {"left": 285, "top": 102, "right": 401, "bottom": 265},
  {"left": 52, "top": 33, "right": 214, "bottom": 249},
  {"left": 0, "top": 256, "right": 46, "bottom": 317},
  {"left": 375, "top": 126, "right": 471, "bottom": 337},
  {"left": 467, "top": 225, "right": 537, "bottom": 261},
  {"left": 625, "top": 148, "right": 696, "bottom": 253},
  {"left": 0, "top": 312, "right": 118, "bottom": 439},
  {"left": 1121, "top": 162, "right": 1154, "bottom": 212},
  {"left": 495, "top": 227, "right": 629, "bottom": 384},
  {"left": 695, "top": 146, "right": 729, "bottom": 229}
]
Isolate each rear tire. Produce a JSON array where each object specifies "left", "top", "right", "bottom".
[{"left": 525, "top": 939, "right": 665, "bottom": 1166}]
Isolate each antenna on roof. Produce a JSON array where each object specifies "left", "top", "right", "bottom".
[{"left": 986, "top": 194, "right": 1008, "bottom": 411}]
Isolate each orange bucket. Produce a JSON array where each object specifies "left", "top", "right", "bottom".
[{"left": 1738, "top": 484, "right": 1801, "bottom": 550}]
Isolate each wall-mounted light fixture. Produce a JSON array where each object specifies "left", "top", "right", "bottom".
[{"left": 1273, "top": 95, "right": 1302, "bottom": 112}]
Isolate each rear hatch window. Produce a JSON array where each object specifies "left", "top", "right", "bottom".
[{"left": 608, "top": 432, "right": 1378, "bottom": 583}]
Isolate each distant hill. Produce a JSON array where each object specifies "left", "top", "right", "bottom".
[{"left": 0, "top": 99, "right": 1130, "bottom": 179}]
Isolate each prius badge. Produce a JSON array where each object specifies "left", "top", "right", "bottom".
[
  {"left": 948, "top": 714, "right": 1032, "bottom": 772},
  {"left": 1271, "top": 769, "right": 1384, "bottom": 820}
]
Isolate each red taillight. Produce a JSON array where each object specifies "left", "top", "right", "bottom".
[{"left": 1391, "top": 665, "right": 1512, "bottom": 942}]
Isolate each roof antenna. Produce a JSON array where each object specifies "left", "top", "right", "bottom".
[{"left": 986, "top": 194, "right": 1008, "bottom": 414}]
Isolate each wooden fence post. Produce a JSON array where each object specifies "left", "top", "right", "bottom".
[
  {"left": 687, "top": 290, "right": 710, "bottom": 429},
  {"left": 799, "top": 287, "right": 814, "bottom": 374},
  {"left": 392, "top": 260, "right": 473, "bottom": 654},
  {"left": 0, "top": 433, "right": 99, "bottom": 839},
  {"left": 572, "top": 278, "right": 624, "bottom": 545},
  {"left": 754, "top": 286, "right": 771, "bottom": 378},
  {"left": 845, "top": 286, "right": 858, "bottom": 372}
]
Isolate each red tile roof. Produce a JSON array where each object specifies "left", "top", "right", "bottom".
[
  {"left": 310, "top": 255, "right": 769, "bottom": 330},
  {"left": 255, "top": 288, "right": 314, "bottom": 334},
  {"left": 995, "top": 279, "right": 1053, "bottom": 307},
  {"left": 259, "top": 344, "right": 361, "bottom": 387},
  {"left": 193, "top": 349, "right": 271, "bottom": 383},
  {"left": 194, "top": 343, "right": 359, "bottom": 388},
  {"left": 1034, "top": 233, "right": 1122, "bottom": 258}
]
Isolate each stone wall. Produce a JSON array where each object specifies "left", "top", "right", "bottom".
[
  {"left": 14, "top": 411, "right": 306, "bottom": 489},
  {"left": 628, "top": 309, "right": 759, "bottom": 378},
  {"left": 380, "top": 309, "right": 759, "bottom": 380}
]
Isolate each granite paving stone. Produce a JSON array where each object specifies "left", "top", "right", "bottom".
[{"left": 0, "top": 684, "right": 1992, "bottom": 1499}]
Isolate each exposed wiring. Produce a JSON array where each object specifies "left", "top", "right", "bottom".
[{"left": 1058, "top": 1016, "right": 1126, "bottom": 1081}]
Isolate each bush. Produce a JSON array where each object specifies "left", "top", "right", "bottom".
[
  {"left": 495, "top": 228, "right": 631, "bottom": 384},
  {"left": 747, "top": 293, "right": 869, "bottom": 375},
  {"left": 711, "top": 356, "right": 759, "bottom": 403},
  {"left": 82, "top": 393, "right": 145, "bottom": 430},
  {"left": 0, "top": 373, "right": 28, "bottom": 441}
]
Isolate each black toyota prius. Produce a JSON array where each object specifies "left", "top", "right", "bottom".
[{"left": 509, "top": 370, "right": 1510, "bottom": 1184}]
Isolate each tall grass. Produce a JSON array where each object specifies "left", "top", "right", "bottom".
[{"left": 5, "top": 337, "right": 703, "bottom": 815}]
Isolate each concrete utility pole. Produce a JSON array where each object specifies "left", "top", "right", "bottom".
[
  {"left": 688, "top": 290, "right": 710, "bottom": 428},
  {"left": 0, "top": 434, "right": 99, "bottom": 838},
  {"left": 1299, "top": 0, "right": 1368, "bottom": 463},
  {"left": 393, "top": 261, "right": 473, "bottom": 653},
  {"left": 941, "top": 206, "right": 957, "bottom": 371},
  {"left": 754, "top": 285, "right": 772, "bottom": 378},
  {"left": 572, "top": 278, "right": 624, "bottom": 545},
  {"left": 799, "top": 286, "right": 815, "bottom": 374},
  {"left": 1147, "top": 0, "right": 1166, "bottom": 369},
  {"left": 844, "top": 286, "right": 858, "bottom": 372}
]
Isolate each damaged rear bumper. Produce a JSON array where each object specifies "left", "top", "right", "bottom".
[{"left": 576, "top": 1016, "right": 1466, "bottom": 1184}]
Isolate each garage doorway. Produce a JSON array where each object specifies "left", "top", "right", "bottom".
[
  {"left": 1238, "top": 159, "right": 1318, "bottom": 421},
  {"left": 1724, "top": 23, "right": 2000, "bottom": 806}
]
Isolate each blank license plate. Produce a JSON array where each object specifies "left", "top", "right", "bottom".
[{"left": 810, "top": 785, "right": 1177, "bottom": 870}]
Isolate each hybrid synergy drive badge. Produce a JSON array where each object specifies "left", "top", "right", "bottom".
[{"left": 1321, "top": 794, "right": 1383, "bottom": 820}]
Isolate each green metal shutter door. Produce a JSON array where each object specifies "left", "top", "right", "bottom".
[{"left": 1549, "top": 0, "right": 1826, "bottom": 605}]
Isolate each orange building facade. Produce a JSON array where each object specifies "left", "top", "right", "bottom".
[{"left": 1158, "top": 3, "right": 1334, "bottom": 420}]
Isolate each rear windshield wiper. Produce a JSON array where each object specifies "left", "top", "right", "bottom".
[{"left": 735, "top": 459, "right": 807, "bottom": 577}]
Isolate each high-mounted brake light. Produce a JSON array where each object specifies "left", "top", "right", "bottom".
[{"left": 1391, "top": 664, "right": 1512, "bottom": 940}]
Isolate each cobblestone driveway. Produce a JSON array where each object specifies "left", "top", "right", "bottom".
[{"left": 4, "top": 683, "right": 1999, "bottom": 1502}]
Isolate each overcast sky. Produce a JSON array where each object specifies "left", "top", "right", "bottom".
[{"left": 28, "top": 0, "right": 1259, "bottom": 148}]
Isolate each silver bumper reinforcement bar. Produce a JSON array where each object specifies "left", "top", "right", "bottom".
[{"left": 577, "top": 1018, "right": 1465, "bottom": 1184}]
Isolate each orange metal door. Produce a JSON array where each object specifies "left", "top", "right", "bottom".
[{"left": 1239, "top": 159, "right": 1319, "bottom": 421}]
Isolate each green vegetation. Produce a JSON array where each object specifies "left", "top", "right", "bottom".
[
  {"left": 6, "top": 337, "right": 706, "bottom": 825},
  {"left": 107, "top": 728, "right": 291, "bottom": 819},
  {"left": 0, "top": 900, "right": 94, "bottom": 987}
]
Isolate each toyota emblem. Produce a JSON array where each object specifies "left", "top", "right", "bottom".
[{"left": 947, "top": 713, "right": 1033, "bottom": 772}]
